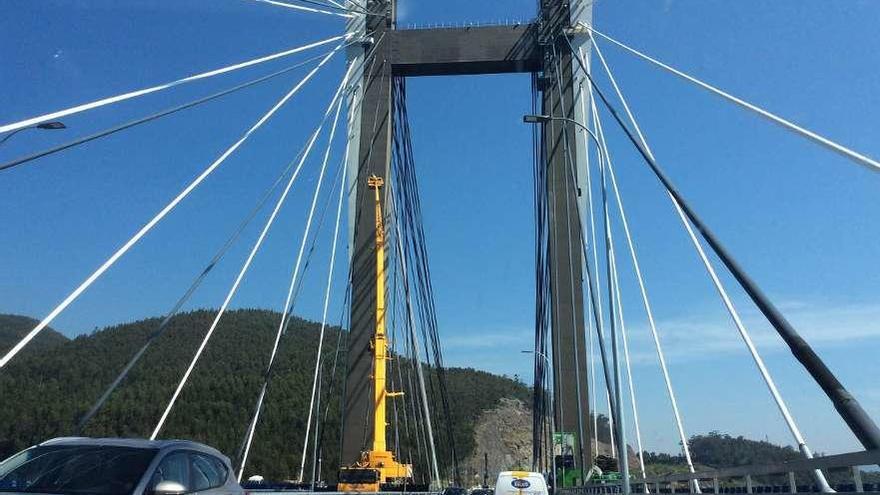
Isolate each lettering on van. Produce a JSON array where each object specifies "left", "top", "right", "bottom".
[{"left": 511, "top": 479, "right": 531, "bottom": 489}]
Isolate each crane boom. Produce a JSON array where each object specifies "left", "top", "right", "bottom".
[{"left": 338, "top": 175, "right": 413, "bottom": 492}]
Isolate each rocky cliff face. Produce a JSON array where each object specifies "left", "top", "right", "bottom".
[
  {"left": 460, "top": 398, "right": 635, "bottom": 487},
  {"left": 462, "top": 398, "right": 533, "bottom": 485}
]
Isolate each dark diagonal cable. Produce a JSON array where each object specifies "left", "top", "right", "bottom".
[
  {"left": 391, "top": 78, "right": 460, "bottom": 485},
  {"left": 564, "top": 34, "right": 880, "bottom": 453},
  {"left": 74, "top": 141, "right": 310, "bottom": 434},
  {"left": 0, "top": 49, "right": 335, "bottom": 173}
]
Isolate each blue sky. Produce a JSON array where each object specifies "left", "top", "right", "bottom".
[{"left": 2, "top": 1, "right": 880, "bottom": 456}]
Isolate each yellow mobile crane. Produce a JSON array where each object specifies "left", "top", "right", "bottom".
[{"left": 338, "top": 176, "right": 414, "bottom": 492}]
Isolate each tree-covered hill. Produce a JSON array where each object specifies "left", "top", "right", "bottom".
[
  {"left": 7, "top": 312, "right": 854, "bottom": 485},
  {"left": 643, "top": 431, "right": 877, "bottom": 485},
  {"left": 0, "top": 314, "right": 68, "bottom": 355},
  {"left": 643, "top": 431, "right": 804, "bottom": 471},
  {"left": 0, "top": 310, "right": 530, "bottom": 482}
]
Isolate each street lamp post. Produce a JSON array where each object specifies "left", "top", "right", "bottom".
[
  {"left": 524, "top": 115, "right": 601, "bottom": 147},
  {"left": 0, "top": 121, "right": 66, "bottom": 146},
  {"left": 523, "top": 114, "right": 631, "bottom": 495},
  {"left": 525, "top": 114, "right": 607, "bottom": 181}
]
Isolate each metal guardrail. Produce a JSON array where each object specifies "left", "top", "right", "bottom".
[
  {"left": 560, "top": 450, "right": 880, "bottom": 495},
  {"left": 245, "top": 491, "right": 440, "bottom": 495}
]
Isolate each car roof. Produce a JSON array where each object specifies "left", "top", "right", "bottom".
[{"left": 37, "top": 437, "right": 227, "bottom": 459}]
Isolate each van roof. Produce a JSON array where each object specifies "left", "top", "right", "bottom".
[{"left": 498, "top": 471, "right": 543, "bottom": 477}]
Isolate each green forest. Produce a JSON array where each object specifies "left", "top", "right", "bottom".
[
  {"left": 642, "top": 431, "right": 877, "bottom": 485},
  {"left": 642, "top": 431, "right": 808, "bottom": 475},
  {"left": 0, "top": 311, "right": 857, "bottom": 486},
  {"left": 0, "top": 310, "right": 530, "bottom": 482}
]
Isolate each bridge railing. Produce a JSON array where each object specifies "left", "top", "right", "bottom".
[
  {"left": 562, "top": 450, "right": 880, "bottom": 495},
  {"left": 244, "top": 491, "right": 440, "bottom": 495}
]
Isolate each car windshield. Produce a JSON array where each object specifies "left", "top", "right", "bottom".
[{"left": 0, "top": 445, "right": 158, "bottom": 495}]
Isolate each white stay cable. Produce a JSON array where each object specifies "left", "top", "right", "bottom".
[
  {"left": 577, "top": 46, "right": 601, "bottom": 463},
  {"left": 237, "top": 96, "right": 347, "bottom": 483},
  {"left": 591, "top": 35, "right": 832, "bottom": 492},
  {"left": 250, "top": 0, "right": 353, "bottom": 18},
  {"left": 588, "top": 28, "right": 880, "bottom": 175},
  {"left": 390, "top": 187, "right": 442, "bottom": 489},
  {"left": 590, "top": 39, "right": 700, "bottom": 482},
  {"left": 0, "top": 34, "right": 349, "bottom": 134},
  {"left": 0, "top": 42, "right": 345, "bottom": 371},
  {"left": 323, "top": 0, "right": 350, "bottom": 10},
  {"left": 588, "top": 91, "right": 700, "bottom": 484},
  {"left": 586, "top": 280, "right": 599, "bottom": 459},
  {"left": 237, "top": 52, "right": 373, "bottom": 480},
  {"left": 296, "top": 98, "right": 347, "bottom": 483},
  {"left": 298, "top": 130, "right": 348, "bottom": 482},
  {"left": 575, "top": 50, "right": 615, "bottom": 454},
  {"left": 150, "top": 54, "right": 352, "bottom": 440},
  {"left": 592, "top": 108, "right": 646, "bottom": 477},
  {"left": 281, "top": 42, "right": 377, "bottom": 482},
  {"left": 607, "top": 388, "right": 616, "bottom": 458},
  {"left": 606, "top": 214, "right": 646, "bottom": 480},
  {"left": 596, "top": 188, "right": 615, "bottom": 455},
  {"left": 673, "top": 201, "right": 831, "bottom": 492},
  {"left": 237, "top": 384, "right": 268, "bottom": 482}
]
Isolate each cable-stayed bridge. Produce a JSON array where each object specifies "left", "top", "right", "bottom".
[{"left": 1, "top": 1, "right": 879, "bottom": 495}]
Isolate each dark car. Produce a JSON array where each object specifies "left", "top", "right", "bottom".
[
  {"left": 0, "top": 437, "right": 243, "bottom": 495},
  {"left": 443, "top": 486, "right": 468, "bottom": 495}
]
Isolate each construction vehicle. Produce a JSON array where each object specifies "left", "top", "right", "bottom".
[
  {"left": 553, "top": 432, "right": 582, "bottom": 488},
  {"left": 337, "top": 176, "right": 414, "bottom": 492}
]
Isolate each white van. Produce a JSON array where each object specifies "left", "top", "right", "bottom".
[{"left": 494, "top": 471, "right": 549, "bottom": 495}]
